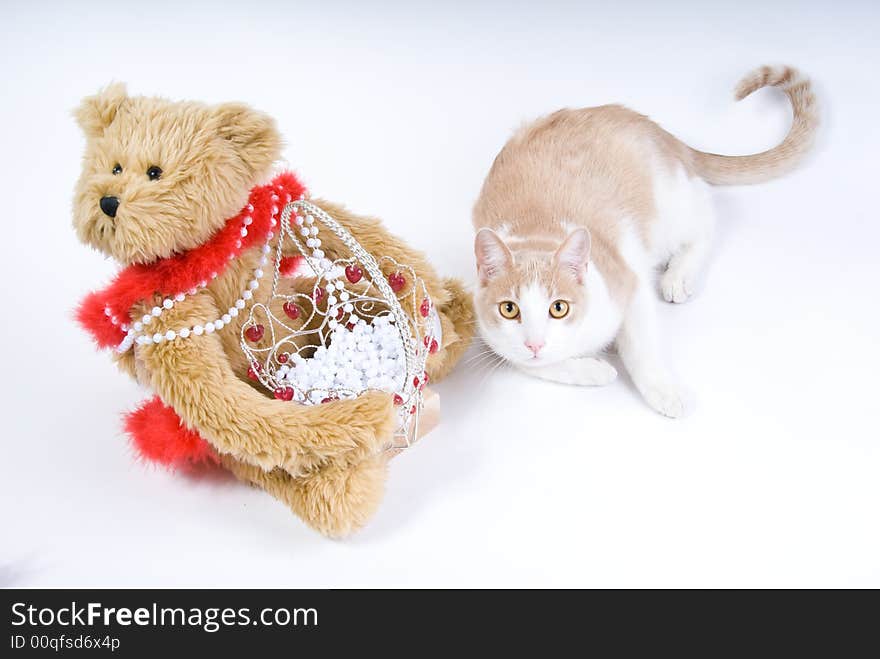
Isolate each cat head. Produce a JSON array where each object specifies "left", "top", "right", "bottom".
[
  {"left": 72, "top": 83, "right": 281, "bottom": 265},
  {"left": 474, "top": 227, "right": 591, "bottom": 366}
]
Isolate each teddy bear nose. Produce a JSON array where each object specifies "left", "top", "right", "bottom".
[{"left": 100, "top": 196, "right": 120, "bottom": 218}]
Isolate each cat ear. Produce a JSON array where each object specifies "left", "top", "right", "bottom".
[
  {"left": 213, "top": 103, "right": 282, "bottom": 177},
  {"left": 475, "top": 228, "right": 513, "bottom": 285},
  {"left": 74, "top": 82, "right": 128, "bottom": 139},
  {"left": 553, "top": 228, "right": 591, "bottom": 283}
]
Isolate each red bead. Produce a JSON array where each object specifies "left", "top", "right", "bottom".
[
  {"left": 410, "top": 405, "right": 417, "bottom": 415},
  {"left": 336, "top": 307, "right": 345, "bottom": 321},
  {"left": 429, "top": 339, "right": 439, "bottom": 354},
  {"left": 420, "top": 298, "right": 431, "bottom": 318},
  {"left": 321, "top": 396, "right": 336, "bottom": 404},
  {"left": 247, "top": 366, "right": 259, "bottom": 381},
  {"left": 388, "top": 272, "right": 406, "bottom": 293},
  {"left": 244, "top": 324, "right": 265, "bottom": 342},
  {"left": 393, "top": 394, "right": 403, "bottom": 406},
  {"left": 424, "top": 335, "right": 430, "bottom": 347},
  {"left": 274, "top": 387, "right": 294, "bottom": 401},
  {"left": 277, "top": 353, "right": 289, "bottom": 363},
  {"left": 346, "top": 322, "right": 356, "bottom": 331},
  {"left": 413, "top": 376, "right": 420, "bottom": 388},
  {"left": 345, "top": 265, "right": 363, "bottom": 284},
  {"left": 314, "top": 287, "right": 325, "bottom": 303},
  {"left": 283, "top": 301, "right": 301, "bottom": 320},
  {"left": 422, "top": 373, "right": 429, "bottom": 388}
]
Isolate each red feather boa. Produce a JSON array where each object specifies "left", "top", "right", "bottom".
[{"left": 76, "top": 172, "right": 306, "bottom": 349}]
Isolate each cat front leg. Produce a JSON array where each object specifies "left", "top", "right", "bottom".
[
  {"left": 519, "top": 356, "right": 617, "bottom": 386},
  {"left": 616, "top": 286, "right": 687, "bottom": 417}
]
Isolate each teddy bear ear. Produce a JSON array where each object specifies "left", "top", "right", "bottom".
[
  {"left": 74, "top": 82, "right": 128, "bottom": 139},
  {"left": 213, "top": 103, "right": 282, "bottom": 177}
]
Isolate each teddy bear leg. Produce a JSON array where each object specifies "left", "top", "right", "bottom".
[{"left": 221, "top": 453, "right": 389, "bottom": 538}]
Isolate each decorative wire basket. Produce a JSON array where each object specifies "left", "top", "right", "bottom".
[{"left": 240, "top": 200, "right": 441, "bottom": 449}]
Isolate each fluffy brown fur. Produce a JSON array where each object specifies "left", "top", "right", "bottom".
[{"left": 73, "top": 84, "right": 475, "bottom": 537}]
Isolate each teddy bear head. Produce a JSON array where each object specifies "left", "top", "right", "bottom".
[{"left": 72, "top": 83, "right": 282, "bottom": 265}]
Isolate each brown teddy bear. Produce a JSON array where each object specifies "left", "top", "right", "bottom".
[{"left": 73, "top": 83, "right": 474, "bottom": 537}]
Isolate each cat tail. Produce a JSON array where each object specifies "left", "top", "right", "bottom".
[{"left": 685, "top": 66, "right": 818, "bottom": 185}]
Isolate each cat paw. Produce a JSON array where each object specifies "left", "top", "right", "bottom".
[
  {"left": 639, "top": 380, "right": 686, "bottom": 418},
  {"left": 660, "top": 269, "right": 695, "bottom": 304},
  {"left": 571, "top": 357, "right": 618, "bottom": 386}
]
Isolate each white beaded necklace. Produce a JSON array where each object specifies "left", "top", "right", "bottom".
[{"left": 111, "top": 192, "right": 298, "bottom": 353}]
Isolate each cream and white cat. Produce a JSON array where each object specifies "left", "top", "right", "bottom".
[{"left": 472, "top": 66, "right": 817, "bottom": 417}]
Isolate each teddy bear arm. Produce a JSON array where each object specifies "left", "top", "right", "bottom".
[
  {"left": 426, "top": 277, "right": 477, "bottom": 383},
  {"left": 111, "top": 349, "right": 138, "bottom": 380},
  {"left": 138, "top": 329, "right": 397, "bottom": 474}
]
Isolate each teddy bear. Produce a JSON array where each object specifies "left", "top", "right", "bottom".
[{"left": 73, "top": 83, "right": 474, "bottom": 537}]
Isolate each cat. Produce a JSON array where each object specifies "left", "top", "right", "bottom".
[{"left": 472, "top": 65, "right": 817, "bottom": 417}]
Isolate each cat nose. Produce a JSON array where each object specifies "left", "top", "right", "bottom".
[
  {"left": 100, "top": 196, "right": 120, "bottom": 218},
  {"left": 525, "top": 340, "right": 544, "bottom": 356}
]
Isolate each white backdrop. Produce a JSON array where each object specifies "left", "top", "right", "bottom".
[{"left": 1, "top": 0, "right": 877, "bottom": 587}]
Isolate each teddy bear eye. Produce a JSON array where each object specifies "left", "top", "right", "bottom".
[
  {"left": 112, "top": 163, "right": 122, "bottom": 175},
  {"left": 146, "top": 166, "right": 163, "bottom": 181}
]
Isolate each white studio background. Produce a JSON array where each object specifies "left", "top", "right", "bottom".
[{"left": 0, "top": 0, "right": 877, "bottom": 587}]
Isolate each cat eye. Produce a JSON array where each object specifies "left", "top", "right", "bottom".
[
  {"left": 146, "top": 166, "right": 163, "bottom": 181},
  {"left": 111, "top": 163, "right": 122, "bottom": 175},
  {"left": 498, "top": 301, "right": 520, "bottom": 320},
  {"left": 549, "top": 300, "right": 570, "bottom": 319}
]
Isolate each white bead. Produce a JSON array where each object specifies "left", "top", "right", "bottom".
[
  {"left": 310, "top": 226, "right": 319, "bottom": 236},
  {"left": 214, "top": 319, "right": 224, "bottom": 330},
  {"left": 262, "top": 244, "right": 272, "bottom": 254},
  {"left": 174, "top": 293, "right": 185, "bottom": 302},
  {"left": 152, "top": 333, "right": 164, "bottom": 343},
  {"left": 344, "top": 303, "right": 354, "bottom": 313},
  {"left": 243, "top": 216, "right": 253, "bottom": 226},
  {"left": 228, "top": 307, "right": 238, "bottom": 317},
  {"left": 104, "top": 307, "right": 112, "bottom": 317},
  {"left": 179, "top": 328, "right": 191, "bottom": 339},
  {"left": 243, "top": 290, "right": 253, "bottom": 300},
  {"left": 301, "top": 228, "right": 309, "bottom": 237},
  {"left": 204, "top": 322, "right": 215, "bottom": 333},
  {"left": 267, "top": 232, "right": 274, "bottom": 239},
  {"left": 305, "top": 215, "right": 314, "bottom": 224},
  {"left": 134, "top": 321, "right": 143, "bottom": 331},
  {"left": 192, "top": 325, "right": 204, "bottom": 336},
  {"left": 295, "top": 215, "right": 304, "bottom": 225},
  {"left": 111, "top": 316, "right": 118, "bottom": 325},
  {"left": 235, "top": 299, "right": 246, "bottom": 309},
  {"left": 328, "top": 296, "right": 337, "bottom": 306},
  {"left": 340, "top": 291, "right": 350, "bottom": 301},
  {"left": 222, "top": 314, "right": 231, "bottom": 324},
  {"left": 165, "top": 330, "right": 176, "bottom": 341},
  {"left": 313, "top": 250, "right": 325, "bottom": 259},
  {"left": 142, "top": 315, "right": 152, "bottom": 325},
  {"left": 162, "top": 299, "right": 173, "bottom": 309},
  {"left": 259, "top": 256, "right": 268, "bottom": 266},
  {"left": 151, "top": 306, "right": 162, "bottom": 317},
  {"left": 241, "top": 228, "right": 248, "bottom": 237},
  {"left": 248, "top": 280, "right": 259, "bottom": 290},
  {"left": 312, "top": 239, "right": 321, "bottom": 247},
  {"left": 254, "top": 269, "right": 264, "bottom": 278}
]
